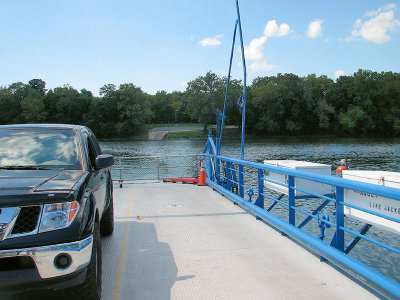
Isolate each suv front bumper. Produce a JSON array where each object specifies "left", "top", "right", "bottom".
[{"left": 0, "top": 235, "right": 93, "bottom": 279}]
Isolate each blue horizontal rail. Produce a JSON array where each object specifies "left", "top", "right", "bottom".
[
  {"left": 216, "top": 154, "right": 400, "bottom": 201},
  {"left": 203, "top": 153, "right": 400, "bottom": 224},
  {"left": 201, "top": 145, "right": 400, "bottom": 299}
]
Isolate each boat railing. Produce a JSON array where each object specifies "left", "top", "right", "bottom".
[
  {"left": 202, "top": 138, "right": 400, "bottom": 299},
  {"left": 112, "top": 154, "right": 200, "bottom": 186}
]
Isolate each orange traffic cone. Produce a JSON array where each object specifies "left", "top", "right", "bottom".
[{"left": 198, "top": 158, "right": 206, "bottom": 186}]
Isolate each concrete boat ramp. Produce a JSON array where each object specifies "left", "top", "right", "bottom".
[
  {"left": 102, "top": 183, "right": 377, "bottom": 300},
  {"left": 148, "top": 126, "right": 202, "bottom": 140}
]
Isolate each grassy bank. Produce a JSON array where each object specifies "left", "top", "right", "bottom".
[
  {"left": 165, "top": 126, "right": 242, "bottom": 140},
  {"left": 143, "top": 123, "right": 201, "bottom": 131},
  {"left": 165, "top": 130, "right": 206, "bottom": 139},
  {"left": 103, "top": 124, "right": 240, "bottom": 141}
]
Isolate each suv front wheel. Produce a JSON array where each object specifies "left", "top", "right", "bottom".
[
  {"left": 66, "top": 222, "right": 102, "bottom": 300},
  {"left": 100, "top": 182, "right": 114, "bottom": 236}
]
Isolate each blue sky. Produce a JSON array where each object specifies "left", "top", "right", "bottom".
[{"left": 1, "top": 0, "right": 399, "bottom": 96}]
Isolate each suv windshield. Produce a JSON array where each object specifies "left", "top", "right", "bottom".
[{"left": 0, "top": 128, "right": 82, "bottom": 170}]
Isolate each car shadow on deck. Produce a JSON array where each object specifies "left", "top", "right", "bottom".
[
  {"left": 4, "top": 220, "right": 184, "bottom": 300},
  {"left": 102, "top": 219, "right": 189, "bottom": 300}
]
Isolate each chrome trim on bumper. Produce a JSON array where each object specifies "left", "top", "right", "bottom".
[
  {"left": 0, "top": 207, "right": 20, "bottom": 241},
  {"left": 0, "top": 235, "right": 93, "bottom": 279}
]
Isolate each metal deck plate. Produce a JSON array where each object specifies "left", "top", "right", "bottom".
[{"left": 102, "top": 183, "right": 378, "bottom": 300}]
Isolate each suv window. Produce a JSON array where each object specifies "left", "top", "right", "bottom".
[
  {"left": 0, "top": 128, "right": 82, "bottom": 170},
  {"left": 90, "top": 133, "right": 102, "bottom": 155},
  {"left": 87, "top": 135, "right": 100, "bottom": 169}
]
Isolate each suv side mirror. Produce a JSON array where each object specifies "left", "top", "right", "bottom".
[{"left": 95, "top": 154, "right": 114, "bottom": 169}]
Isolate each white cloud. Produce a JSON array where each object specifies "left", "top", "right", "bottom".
[
  {"left": 264, "top": 20, "right": 291, "bottom": 37},
  {"left": 307, "top": 19, "right": 323, "bottom": 38},
  {"left": 199, "top": 34, "right": 224, "bottom": 46},
  {"left": 346, "top": 4, "right": 400, "bottom": 44},
  {"left": 365, "top": 3, "right": 396, "bottom": 17},
  {"left": 244, "top": 37, "right": 266, "bottom": 60},
  {"left": 335, "top": 70, "right": 345, "bottom": 77},
  {"left": 180, "top": 81, "right": 188, "bottom": 87},
  {"left": 250, "top": 60, "right": 276, "bottom": 72},
  {"left": 245, "top": 20, "right": 291, "bottom": 73}
]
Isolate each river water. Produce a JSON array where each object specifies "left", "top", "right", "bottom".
[{"left": 100, "top": 136, "right": 400, "bottom": 283}]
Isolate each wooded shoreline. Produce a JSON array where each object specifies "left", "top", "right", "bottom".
[{"left": 1, "top": 69, "right": 399, "bottom": 139}]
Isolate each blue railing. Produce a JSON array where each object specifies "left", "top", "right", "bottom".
[{"left": 202, "top": 135, "right": 400, "bottom": 299}]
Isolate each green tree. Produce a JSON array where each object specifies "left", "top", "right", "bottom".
[
  {"left": 0, "top": 82, "right": 30, "bottom": 124},
  {"left": 84, "top": 84, "right": 119, "bottom": 137},
  {"left": 21, "top": 89, "right": 47, "bottom": 122},
  {"left": 277, "top": 73, "right": 308, "bottom": 134},
  {"left": 99, "top": 84, "right": 117, "bottom": 99},
  {"left": 170, "top": 91, "right": 192, "bottom": 123},
  {"left": 28, "top": 79, "right": 47, "bottom": 95},
  {"left": 224, "top": 79, "right": 243, "bottom": 126},
  {"left": 337, "top": 106, "right": 374, "bottom": 136},
  {"left": 150, "top": 90, "right": 174, "bottom": 123},
  {"left": 83, "top": 97, "right": 115, "bottom": 137},
  {"left": 248, "top": 79, "right": 284, "bottom": 135},
  {"left": 186, "top": 71, "right": 225, "bottom": 127},
  {"left": 51, "top": 85, "right": 91, "bottom": 125},
  {"left": 115, "top": 83, "right": 153, "bottom": 136},
  {"left": 0, "top": 87, "right": 18, "bottom": 124},
  {"left": 304, "top": 74, "right": 335, "bottom": 131}
]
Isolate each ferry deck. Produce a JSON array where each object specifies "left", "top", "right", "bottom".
[{"left": 102, "top": 182, "right": 379, "bottom": 300}]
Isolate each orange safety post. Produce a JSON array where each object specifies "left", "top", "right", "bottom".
[{"left": 198, "top": 158, "right": 206, "bottom": 186}]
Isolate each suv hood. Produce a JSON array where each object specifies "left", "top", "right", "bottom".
[{"left": 0, "top": 169, "right": 86, "bottom": 196}]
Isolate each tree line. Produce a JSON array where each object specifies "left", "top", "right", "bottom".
[{"left": 1, "top": 69, "right": 399, "bottom": 138}]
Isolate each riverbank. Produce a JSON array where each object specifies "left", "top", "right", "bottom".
[{"left": 100, "top": 123, "right": 400, "bottom": 142}]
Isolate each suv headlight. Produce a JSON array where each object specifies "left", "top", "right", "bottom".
[{"left": 39, "top": 201, "right": 80, "bottom": 233}]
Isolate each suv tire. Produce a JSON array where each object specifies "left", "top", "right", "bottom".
[
  {"left": 100, "top": 183, "right": 114, "bottom": 236},
  {"left": 66, "top": 222, "right": 102, "bottom": 300}
]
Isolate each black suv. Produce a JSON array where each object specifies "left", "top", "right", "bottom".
[{"left": 0, "top": 124, "right": 114, "bottom": 299}]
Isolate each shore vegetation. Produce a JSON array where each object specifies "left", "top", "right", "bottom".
[{"left": 1, "top": 69, "right": 399, "bottom": 138}]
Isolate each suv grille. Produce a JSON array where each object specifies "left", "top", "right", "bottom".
[{"left": 11, "top": 206, "right": 41, "bottom": 234}]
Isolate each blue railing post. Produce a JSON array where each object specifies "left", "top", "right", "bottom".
[
  {"left": 208, "top": 147, "right": 213, "bottom": 181},
  {"left": 216, "top": 158, "right": 221, "bottom": 185},
  {"left": 225, "top": 161, "right": 231, "bottom": 189},
  {"left": 208, "top": 130, "right": 215, "bottom": 181},
  {"left": 334, "top": 186, "right": 345, "bottom": 252},
  {"left": 255, "top": 169, "right": 264, "bottom": 209},
  {"left": 288, "top": 175, "right": 295, "bottom": 225},
  {"left": 216, "top": 113, "right": 221, "bottom": 185},
  {"left": 239, "top": 165, "right": 244, "bottom": 198}
]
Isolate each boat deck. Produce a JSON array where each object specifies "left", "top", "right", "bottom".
[{"left": 102, "top": 183, "right": 377, "bottom": 300}]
